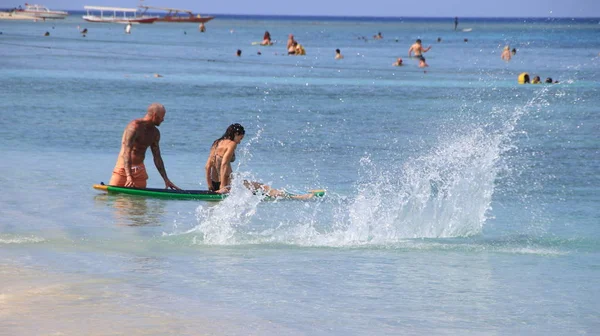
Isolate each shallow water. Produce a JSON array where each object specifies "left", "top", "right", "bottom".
[{"left": 1, "top": 15, "right": 599, "bottom": 334}]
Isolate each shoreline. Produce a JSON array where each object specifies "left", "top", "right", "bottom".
[{"left": 0, "top": 263, "right": 298, "bottom": 335}]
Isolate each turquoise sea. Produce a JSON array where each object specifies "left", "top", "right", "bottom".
[{"left": 1, "top": 14, "right": 599, "bottom": 334}]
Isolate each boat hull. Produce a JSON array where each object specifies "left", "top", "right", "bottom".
[
  {"left": 156, "top": 16, "right": 214, "bottom": 23},
  {"left": 82, "top": 15, "right": 158, "bottom": 24},
  {"left": 16, "top": 11, "right": 68, "bottom": 19}
]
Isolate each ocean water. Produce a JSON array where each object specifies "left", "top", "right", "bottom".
[{"left": 1, "top": 15, "right": 599, "bottom": 335}]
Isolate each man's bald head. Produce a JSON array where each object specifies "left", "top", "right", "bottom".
[{"left": 147, "top": 103, "right": 166, "bottom": 126}]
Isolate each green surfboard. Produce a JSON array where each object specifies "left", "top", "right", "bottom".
[{"left": 93, "top": 183, "right": 325, "bottom": 201}]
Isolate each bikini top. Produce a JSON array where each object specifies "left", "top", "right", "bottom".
[{"left": 215, "top": 151, "right": 235, "bottom": 163}]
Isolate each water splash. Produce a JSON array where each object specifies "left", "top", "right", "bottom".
[
  {"left": 191, "top": 173, "right": 264, "bottom": 245},
  {"left": 175, "top": 91, "right": 549, "bottom": 247},
  {"left": 329, "top": 90, "right": 548, "bottom": 244},
  {"left": 345, "top": 126, "right": 507, "bottom": 240},
  {"left": 183, "top": 127, "right": 269, "bottom": 245}
]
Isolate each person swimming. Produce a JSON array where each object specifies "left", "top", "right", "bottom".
[
  {"left": 295, "top": 43, "right": 306, "bottom": 55},
  {"left": 288, "top": 41, "right": 297, "bottom": 55},
  {"left": 518, "top": 72, "right": 530, "bottom": 84},
  {"left": 286, "top": 34, "right": 296, "bottom": 54},
  {"left": 408, "top": 39, "right": 432, "bottom": 67},
  {"left": 532, "top": 75, "right": 541, "bottom": 84},
  {"left": 261, "top": 31, "right": 272, "bottom": 45},
  {"left": 501, "top": 46, "right": 511, "bottom": 61}
]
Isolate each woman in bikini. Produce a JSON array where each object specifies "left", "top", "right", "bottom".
[{"left": 205, "top": 123, "right": 316, "bottom": 199}]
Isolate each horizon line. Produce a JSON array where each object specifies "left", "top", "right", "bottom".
[
  {"left": 146, "top": 13, "right": 600, "bottom": 19},
  {"left": 2, "top": 7, "right": 599, "bottom": 19}
]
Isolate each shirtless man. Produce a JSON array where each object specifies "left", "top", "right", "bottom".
[
  {"left": 109, "top": 103, "right": 180, "bottom": 190},
  {"left": 501, "top": 46, "right": 511, "bottom": 61},
  {"left": 408, "top": 39, "right": 432, "bottom": 67},
  {"left": 286, "top": 34, "right": 296, "bottom": 54}
]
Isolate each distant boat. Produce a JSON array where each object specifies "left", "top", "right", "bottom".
[
  {"left": 11, "top": 3, "right": 68, "bottom": 20},
  {"left": 139, "top": 5, "right": 214, "bottom": 23},
  {"left": 83, "top": 6, "right": 159, "bottom": 24}
]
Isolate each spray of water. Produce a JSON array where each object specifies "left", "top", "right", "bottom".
[{"left": 176, "top": 90, "right": 549, "bottom": 246}]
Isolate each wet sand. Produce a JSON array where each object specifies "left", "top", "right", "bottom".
[{"left": 0, "top": 263, "right": 300, "bottom": 335}]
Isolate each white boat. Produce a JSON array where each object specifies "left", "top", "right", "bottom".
[
  {"left": 83, "top": 6, "right": 159, "bottom": 24},
  {"left": 14, "top": 3, "right": 68, "bottom": 20}
]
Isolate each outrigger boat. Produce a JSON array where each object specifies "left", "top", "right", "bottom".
[
  {"left": 83, "top": 6, "right": 159, "bottom": 24},
  {"left": 138, "top": 5, "right": 214, "bottom": 23}
]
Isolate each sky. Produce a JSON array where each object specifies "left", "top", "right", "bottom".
[{"left": 4, "top": 0, "right": 600, "bottom": 17}]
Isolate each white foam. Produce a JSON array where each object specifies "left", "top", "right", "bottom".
[{"left": 0, "top": 236, "right": 45, "bottom": 244}]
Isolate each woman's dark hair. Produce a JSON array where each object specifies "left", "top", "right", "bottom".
[{"left": 213, "top": 123, "right": 245, "bottom": 147}]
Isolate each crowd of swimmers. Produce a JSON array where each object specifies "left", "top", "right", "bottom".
[
  {"left": 37, "top": 22, "right": 559, "bottom": 83},
  {"left": 245, "top": 31, "right": 436, "bottom": 69},
  {"left": 518, "top": 73, "right": 559, "bottom": 84},
  {"left": 248, "top": 31, "right": 559, "bottom": 82}
]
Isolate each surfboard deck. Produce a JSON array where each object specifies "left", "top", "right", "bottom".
[{"left": 93, "top": 183, "right": 325, "bottom": 201}]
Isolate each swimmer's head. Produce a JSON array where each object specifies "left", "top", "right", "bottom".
[
  {"left": 504, "top": 46, "right": 509, "bottom": 50},
  {"left": 215, "top": 123, "right": 246, "bottom": 146},
  {"left": 545, "top": 77, "right": 553, "bottom": 83},
  {"left": 336, "top": 49, "right": 340, "bottom": 53},
  {"left": 231, "top": 123, "right": 245, "bottom": 135},
  {"left": 416, "top": 39, "right": 422, "bottom": 44},
  {"left": 147, "top": 103, "right": 166, "bottom": 126}
]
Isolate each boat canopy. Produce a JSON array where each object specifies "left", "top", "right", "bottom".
[
  {"left": 139, "top": 5, "right": 194, "bottom": 14},
  {"left": 84, "top": 6, "right": 138, "bottom": 12}
]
